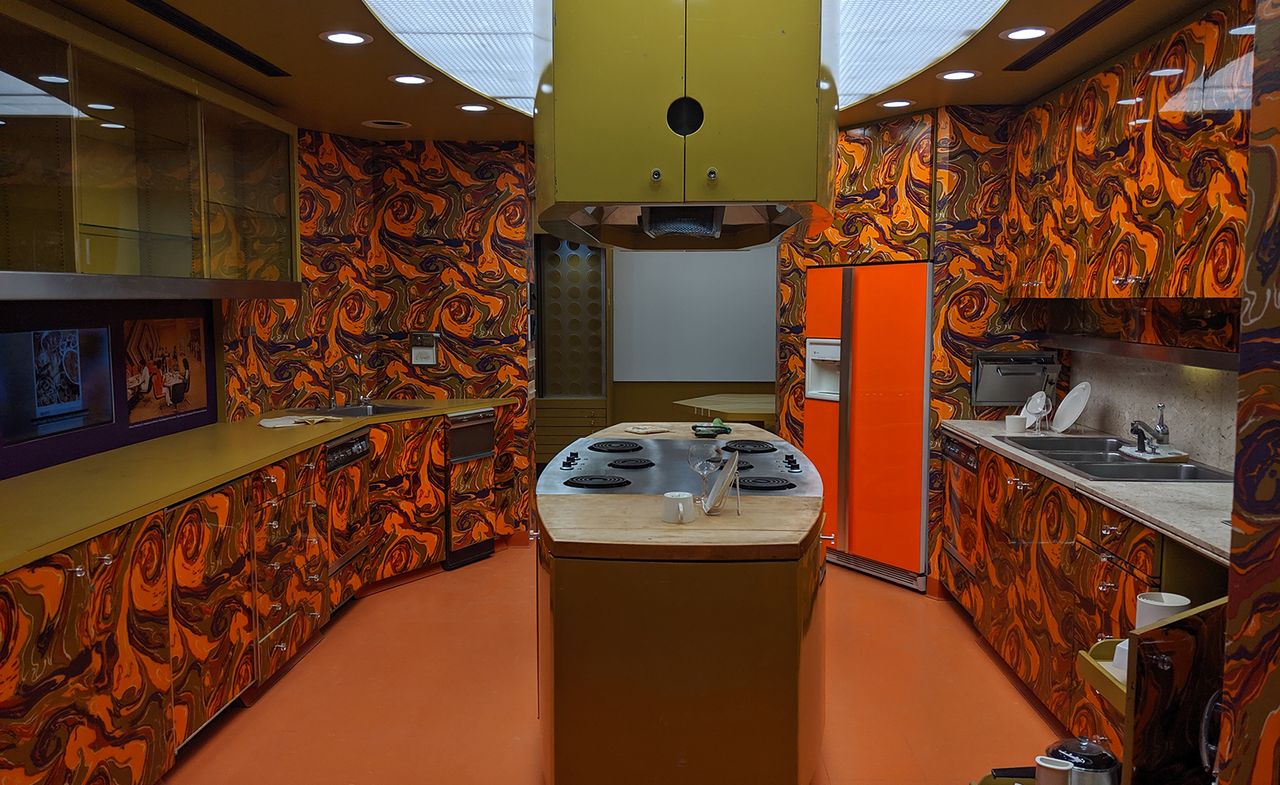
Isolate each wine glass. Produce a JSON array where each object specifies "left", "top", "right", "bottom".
[
  {"left": 688, "top": 442, "right": 722, "bottom": 503},
  {"left": 1027, "top": 395, "right": 1054, "bottom": 436}
]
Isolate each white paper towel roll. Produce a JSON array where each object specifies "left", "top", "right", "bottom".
[{"left": 1135, "top": 592, "right": 1191, "bottom": 629}]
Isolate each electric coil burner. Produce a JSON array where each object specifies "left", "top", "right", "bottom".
[
  {"left": 722, "top": 440, "right": 777, "bottom": 454},
  {"left": 588, "top": 440, "right": 644, "bottom": 454},
  {"left": 737, "top": 476, "right": 797, "bottom": 492},
  {"left": 608, "top": 458, "right": 655, "bottom": 470},
  {"left": 564, "top": 475, "right": 632, "bottom": 489}
]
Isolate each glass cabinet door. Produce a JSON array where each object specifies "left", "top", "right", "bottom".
[
  {"left": 72, "top": 50, "right": 201, "bottom": 278},
  {"left": 0, "top": 20, "right": 75, "bottom": 273},
  {"left": 203, "top": 103, "right": 294, "bottom": 281}
]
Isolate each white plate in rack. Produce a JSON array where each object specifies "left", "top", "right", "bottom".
[{"left": 1051, "top": 382, "right": 1091, "bottom": 433}]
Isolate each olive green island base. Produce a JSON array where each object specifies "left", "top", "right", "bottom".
[{"left": 535, "top": 424, "right": 826, "bottom": 785}]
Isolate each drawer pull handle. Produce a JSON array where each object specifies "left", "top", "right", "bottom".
[
  {"left": 1006, "top": 477, "right": 1032, "bottom": 491},
  {"left": 269, "top": 562, "right": 282, "bottom": 571},
  {"left": 270, "top": 602, "right": 282, "bottom": 612},
  {"left": 265, "top": 476, "right": 279, "bottom": 484},
  {"left": 266, "top": 499, "right": 280, "bottom": 508},
  {"left": 308, "top": 537, "right": 320, "bottom": 546},
  {"left": 306, "top": 611, "right": 322, "bottom": 619},
  {"left": 95, "top": 554, "right": 114, "bottom": 566},
  {"left": 273, "top": 643, "right": 287, "bottom": 652},
  {"left": 1101, "top": 525, "right": 1121, "bottom": 537},
  {"left": 307, "top": 574, "right": 321, "bottom": 583},
  {"left": 267, "top": 520, "right": 280, "bottom": 530},
  {"left": 68, "top": 566, "right": 87, "bottom": 578},
  {"left": 820, "top": 534, "right": 835, "bottom": 543},
  {"left": 1152, "top": 653, "right": 1173, "bottom": 671},
  {"left": 1096, "top": 632, "right": 1111, "bottom": 643},
  {"left": 302, "top": 462, "right": 316, "bottom": 469},
  {"left": 1097, "top": 580, "right": 1117, "bottom": 593},
  {"left": 306, "top": 501, "right": 319, "bottom": 508}
]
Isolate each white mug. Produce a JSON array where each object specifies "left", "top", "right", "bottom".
[
  {"left": 662, "top": 491, "right": 696, "bottom": 524},
  {"left": 1005, "top": 414, "right": 1029, "bottom": 433},
  {"left": 1135, "top": 592, "right": 1191, "bottom": 629},
  {"left": 1035, "top": 755, "right": 1073, "bottom": 785}
]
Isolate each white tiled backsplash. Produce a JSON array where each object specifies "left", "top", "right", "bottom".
[{"left": 1067, "top": 352, "right": 1237, "bottom": 470}]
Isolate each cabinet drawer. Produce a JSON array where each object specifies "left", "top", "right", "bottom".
[
  {"left": 1066, "top": 538, "right": 1154, "bottom": 640},
  {"left": 1081, "top": 500, "right": 1162, "bottom": 580},
  {"left": 253, "top": 529, "right": 297, "bottom": 635},
  {"left": 257, "top": 613, "right": 297, "bottom": 683},
  {"left": 939, "top": 541, "right": 983, "bottom": 622},
  {"left": 249, "top": 447, "right": 324, "bottom": 504}
]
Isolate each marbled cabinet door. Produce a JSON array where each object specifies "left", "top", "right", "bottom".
[
  {"left": 449, "top": 456, "right": 497, "bottom": 552},
  {"left": 168, "top": 478, "right": 256, "bottom": 745}
]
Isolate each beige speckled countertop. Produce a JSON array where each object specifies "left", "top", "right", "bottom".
[
  {"left": 0, "top": 398, "right": 515, "bottom": 574},
  {"left": 941, "top": 420, "right": 1232, "bottom": 564}
]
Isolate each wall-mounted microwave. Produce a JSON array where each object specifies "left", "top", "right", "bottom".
[{"left": 805, "top": 338, "right": 841, "bottom": 401}]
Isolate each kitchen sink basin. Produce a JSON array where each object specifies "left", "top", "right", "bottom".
[
  {"left": 287, "top": 402, "right": 424, "bottom": 418},
  {"left": 1038, "top": 451, "right": 1129, "bottom": 463},
  {"left": 1004, "top": 436, "right": 1126, "bottom": 452},
  {"left": 1066, "top": 462, "right": 1233, "bottom": 482}
]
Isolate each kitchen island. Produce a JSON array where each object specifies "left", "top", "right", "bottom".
[{"left": 535, "top": 423, "right": 825, "bottom": 785}]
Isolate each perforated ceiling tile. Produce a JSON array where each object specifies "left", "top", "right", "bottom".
[{"left": 365, "top": 0, "right": 1008, "bottom": 117}]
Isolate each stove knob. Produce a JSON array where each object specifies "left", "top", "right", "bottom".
[
  {"left": 569, "top": 452, "right": 579, "bottom": 459},
  {"left": 561, "top": 461, "right": 573, "bottom": 470}
]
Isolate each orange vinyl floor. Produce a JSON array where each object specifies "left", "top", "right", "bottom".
[{"left": 161, "top": 543, "right": 1060, "bottom": 785}]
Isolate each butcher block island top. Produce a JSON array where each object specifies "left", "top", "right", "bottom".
[{"left": 535, "top": 422, "right": 824, "bottom": 562}]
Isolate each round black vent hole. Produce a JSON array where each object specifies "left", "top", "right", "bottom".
[{"left": 667, "top": 96, "right": 704, "bottom": 136}]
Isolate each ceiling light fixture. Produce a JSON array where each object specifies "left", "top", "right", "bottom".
[
  {"left": 322, "top": 31, "right": 372, "bottom": 45},
  {"left": 37, "top": 75, "right": 69, "bottom": 84},
  {"left": 100, "top": 122, "right": 126, "bottom": 129},
  {"left": 390, "top": 74, "right": 431, "bottom": 85},
  {"left": 361, "top": 119, "right": 412, "bottom": 128},
  {"left": 1000, "top": 26, "right": 1052, "bottom": 41},
  {"left": 1117, "top": 98, "right": 1142, "bottom": 106},
  {"left": 457, "top": 103, "right": 492, "bottom": 112},
  {"left": 1229, "top": 23, "right": 1256, "bottom": 36},
  {"left": 938, "top": 69, "right": 980, "bottom": 81},
  {"left": 86, "top": 103, "right": 115, "bottom": 111},
  {"left": 1149, "top": 67, "right": 1185, "bottom": 77},
  {"left": 879, "top": 99, "right": 914, "bottom": 108}
]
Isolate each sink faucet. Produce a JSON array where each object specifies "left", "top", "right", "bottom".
[
  {"left": 326, "top": 364, "right": 339, "bottom": 409},
  {"left": 355, "top": 353, "right": 373, "bottom": 404},
  {"left": 1154, "top": 403, "right": 1170, "bottom": 444},
  {"left": 1131, "top": 421, "right": 1160, "bottom": 454}
]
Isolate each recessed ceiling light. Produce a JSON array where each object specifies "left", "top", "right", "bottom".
[
  {"left": 361, "top": 119, "right": 411, "bottom": 129},
  {"left": 457, "top": 103, "right": 492, "bottom": 112},
  {"left": 938, "top": 70, "right": 980, "bottom": 81},
  {"left": 1229, "top": 23, "right": 1256, "bottom": 36},
  {"left": 38, "top": 75, "right": 69, "bottom": 84},
  {"left": 1150, "top": 67, "right": 1185, "bottom": 77},
  {"left": 100, "top": 122, "right": 126, "bottom": 129},
  {"left": 0, "top": 120, "right": 6, "bottom": 126},
  {"left": 879, "top": 99, "right": 914, "bottom": 108},
  {"left": 86, "top": 103, "right": 115, "bottom": 111},
  {"left": 1116, "top": 98, "right": 1143, "bottom": 106},
  {"left": 322, "top": 31, "right": 372, "bottom": 45},
  {"left": 1000, "top": 26, "right": 1052, "bottom": 41},
  {"left": 390, "top": 74, "right": 431, "bottom": 85}
]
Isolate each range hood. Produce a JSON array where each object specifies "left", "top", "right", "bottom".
[{"left": 534, "top": 0, "right": 837, "bottom": 251}]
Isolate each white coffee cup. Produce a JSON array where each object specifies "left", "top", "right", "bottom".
[
  {"left": 1135, "top": 592, "right": 1191, "bottom": 628},
  {"left": 662, "top": 491, "right": 697, "bottom": 524},
  {"left": 1035, "top": 755, "right": 1073, "bottom": 785},
  {"left": 1006, "top": 414, "right": 1029, "bottom": 433}
]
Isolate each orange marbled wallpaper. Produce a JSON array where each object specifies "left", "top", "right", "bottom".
[{"left": 222, "top": 131, "right": 533, "bottom": 532}]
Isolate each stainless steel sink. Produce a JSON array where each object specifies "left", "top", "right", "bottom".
[
  {"left": 1004, "top": 436, "right": 1126, "bottom": 452},
  {"left": 994, "top": 434, "right": 1231, "bottom": 483},
  {"left": 1067, "top": 462, "right": 1233, "bottom": 482},
  {"left": 286, "top": 402, "right": 425, "bottom": 418}
]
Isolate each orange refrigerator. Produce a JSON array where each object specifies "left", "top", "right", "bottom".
[{"left": 801, "top": 262, "right": 931, "bottom": 590}]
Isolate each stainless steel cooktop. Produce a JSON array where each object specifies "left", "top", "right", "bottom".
[{"left": 536, "top": 437, "right": 822, "bottom": 497}]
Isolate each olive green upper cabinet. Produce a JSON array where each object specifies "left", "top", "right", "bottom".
[
  {"left": 684, "top": 0, "right": 835, "bottom": 203},
  {"left": 0, "top": 20, "right": 76, "bottom": 274},
  {"left": 73, "top": 51, "right": 202, "bottom": 278},
  {"left": 203, "top": 103, "right": 296, "bottom": 281}
]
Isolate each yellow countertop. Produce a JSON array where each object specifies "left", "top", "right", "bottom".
[
  {"left": 535, "top": 422, "right": 824, "bottom": 561},
  {"left": 0, "top": 398, "right": 515, "bottom": 574}
]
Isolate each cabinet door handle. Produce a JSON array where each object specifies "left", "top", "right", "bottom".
[
  {"left": 306, "top": 611, "right": 322, "bottom": 619},
  {"left": 1097, "top": 580, "right": 1117, "bottom": 593},
  {"left": 706, "top": 167, "right": 718, "bottom": 181},
  {"left": 307, "top": 537, "right": 320, "bottom": 546},
  {"left": 650, "top": 168, "right": 662, "bottom": 182},
  {"left": 94, "top": 554, "right": 114, "bottom": 566},
  {"left": 820, "top": 534, "right": 836, "bottom": 543},
  {"left": 265, "top": 475, "right": 279, "bottom": 484},
  {"left": 267, "top": 520, "right": 280, "bottom": 530},
  {"left": 68, "top": 566, "right": 87, "bottom": 578},
  {"left": 1112, "top": 276, "right": 1130, "bottom": 287},
  {"left": 306, "top": 501, "right": 319, "bottom": 508},
  {"left": 273, "top": 642, "right": 287, "bottom": 652},
  {"left": 307, "top": 574, "right": 321, "bottom": 583},
  {"left": 1096, "top": 632, "right": 1111, "bottom": 643},
  {"left": 302, "top": 462, "right": 316, "bottom": 470},
  {"left": 269, "top": 602, "right": 282, "bottom": 612},
  {"left": 269, "top": 562, "right": 282, "bottom": 571},
  {"left": 1101, "top": 525, "right": 1121, "bottom": 538}
]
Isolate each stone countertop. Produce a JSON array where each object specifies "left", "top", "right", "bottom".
[
  {"left": 0, "top": 398, "right": 515, "bottom": 574},
  {"left": 535, "top": 423, "right": 824, "bottom": 562},
  {"left": 941, "top": 420, "right": 1232, "bottom": 564}
]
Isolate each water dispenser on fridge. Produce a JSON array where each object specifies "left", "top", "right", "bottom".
[{"left": 805, "top": 338, "right": 841, "bottom": 401}]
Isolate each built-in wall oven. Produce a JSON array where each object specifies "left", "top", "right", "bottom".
[{"left": 444, "top": 408, "right": 498, "bottom": 570}]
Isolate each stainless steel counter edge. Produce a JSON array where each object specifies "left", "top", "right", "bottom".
[
  {"left": 0, "top": 397, "right": 518, "bottom": 574},
  {"left": 941, "top": 420, "right": 1231, "bottom": 564}
]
